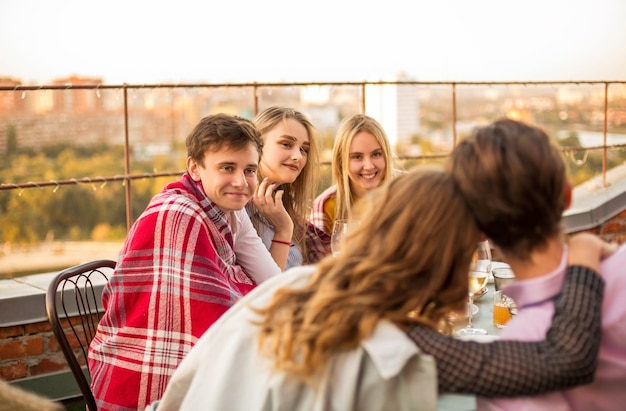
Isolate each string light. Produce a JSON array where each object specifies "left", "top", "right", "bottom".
[{"left": 568, "top": 149, "right": 589, "bottom": 166}]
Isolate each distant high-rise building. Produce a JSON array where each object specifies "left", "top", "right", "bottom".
[{"left": 364, "top": 72, "right": 420, "bottom": 147}]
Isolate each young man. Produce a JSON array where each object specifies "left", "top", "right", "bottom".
[
  {"left": 88, "top": 113, "right": 281, "bottom": 411},
  {"left": 447, "top": 118, "right": 626, "bottom": 410}
]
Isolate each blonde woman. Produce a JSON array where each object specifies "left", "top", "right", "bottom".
[
  {"left": 150, "top": 167, "right": 606, "bottom": 411},
  {"left": 247, "top": 106, "right": 330, "bottom": 270},
  {"left": 311, "top": 113, "right": 397, "bottom": 234}
]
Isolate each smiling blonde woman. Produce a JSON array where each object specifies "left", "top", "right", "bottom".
[{"left": 311, "top": 113, "right": 397, "bottom": 235}]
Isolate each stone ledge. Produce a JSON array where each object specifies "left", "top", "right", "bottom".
[
  {"left": 564, "top": 162, "right": 626, "bottom": 233},
  {"left": 0, "top": 273, "right": 56, "bottom": 327},
  {"left": 0, "top": 271, "right": 110, "bottom": 327}
]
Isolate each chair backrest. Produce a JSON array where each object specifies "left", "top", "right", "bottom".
[{"left": 45, "top": 259, "right": 116, "bottom": 411}]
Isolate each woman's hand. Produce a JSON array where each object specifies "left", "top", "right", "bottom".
[{"left": 253, "top": 178, "right": 294, "bottom": 241}]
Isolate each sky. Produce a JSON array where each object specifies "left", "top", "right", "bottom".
[{"left": 1, "top": 0, "right": 626, "bottom": 85}]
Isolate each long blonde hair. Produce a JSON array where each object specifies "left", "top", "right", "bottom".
[
  {"left": 254, "top": 166, "right": 480, "bottom": 381},
  {"left": 252, "top": 106, "right": 321, "bottom": 261},
  {"left": 331, "top": 114, "right": 395, "bottom": 222}
]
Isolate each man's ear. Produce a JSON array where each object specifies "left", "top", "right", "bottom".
[
  {"left": 187, "top": 157, "right": 201, "bottom": 181},
  {"left": 564, "top": 183, "right": 572, "bottom": 210}
]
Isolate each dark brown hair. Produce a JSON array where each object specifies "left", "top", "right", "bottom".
[
  {"left": 186, "top": 113, "right": 262, "bottom": 164},
  {"left": 447, "top": 118, "right": 569, "bottom": 260}
]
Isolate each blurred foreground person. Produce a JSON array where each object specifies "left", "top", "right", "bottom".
[
  {"left": 447, "top": 118, "right": 626, "bottom": 410},
  {"left": 151, "top": 166, "right": 607, "bottom": 411}
]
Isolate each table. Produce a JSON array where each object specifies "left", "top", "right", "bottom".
[{"left": 438, "top": 281, "right": 502, "bottom": 411}]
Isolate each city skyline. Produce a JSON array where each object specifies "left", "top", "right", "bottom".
[{"left": 2, "top": 0, "right": 626, "bottom": 85}]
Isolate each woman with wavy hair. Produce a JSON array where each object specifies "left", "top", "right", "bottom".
[
  {"left": 150, "top": 166, "right": 608, "bottom": 411},
  {"left": 247, "top": 106, "right": 330, "bottom": 271},
  {"left": 311, "top": 113, "right": 397, "bottom": 235},
  {"left": 154, "top": 166, "right": 480, "bottom": 410}
]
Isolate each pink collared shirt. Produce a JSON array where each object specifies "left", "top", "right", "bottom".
[{"left": 478, "top": 245, "right": 626, "bottom": 411}]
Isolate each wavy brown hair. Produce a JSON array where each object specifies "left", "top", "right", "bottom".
[{"left": 253, "top": 166, "right": 480, "bottom": 381}]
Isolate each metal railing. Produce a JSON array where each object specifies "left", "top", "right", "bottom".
[{"left": 1, "top": 79, "right": 626, "bottom": 231}]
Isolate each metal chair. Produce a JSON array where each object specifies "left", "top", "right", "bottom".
[{"left": 45, "top": 259, "right": 115, "bottom": 411}]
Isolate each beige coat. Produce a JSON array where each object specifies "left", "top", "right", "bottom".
[{"left": 151, "top": 265, "right": 438, "bottom": 411}]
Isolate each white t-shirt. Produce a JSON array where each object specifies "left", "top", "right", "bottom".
[{"left": 231, "top": 208, "right": 281, "bottom": 283}]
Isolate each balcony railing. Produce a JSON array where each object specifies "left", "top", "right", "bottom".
[{"left": 1, "top": 79, "right": 626, "bottom": 234}]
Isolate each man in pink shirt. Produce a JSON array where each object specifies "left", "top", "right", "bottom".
[{"left": 447, "top": 118, "right": 626, "bottom": 411}]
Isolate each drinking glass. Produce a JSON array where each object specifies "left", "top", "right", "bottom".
[
  {"left": 493, "top": 266, "right": 516, "bottom": 291},
  {"left": 471, "top": 239, "right": 492, "bottom": 273},
  {"left": 456, "top": 240, "right": 492, "bottom": 337},
  {"left": 331, "top": 219, "right": 348, "bottom": 256},
  {"left": 493, "top": 290, "right": 513, "bottom": 328}
]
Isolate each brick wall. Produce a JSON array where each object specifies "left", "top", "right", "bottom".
[
  {"left": 0, "top": 320, "right": 67, "bottom": 381},
  {"left": 579, "top": 209, "right": 626, "bottom": 244},
  {"left": 0, "top": 315, "right": 95, "bottom": 382}
]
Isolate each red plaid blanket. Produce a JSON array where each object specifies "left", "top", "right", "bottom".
[{"left": 88, "top": 173, "right": 255, "bottom": 411}]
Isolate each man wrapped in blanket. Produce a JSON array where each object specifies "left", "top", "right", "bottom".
[{"left": 88, "top": 113, "right": 281, "bottom": 411}]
